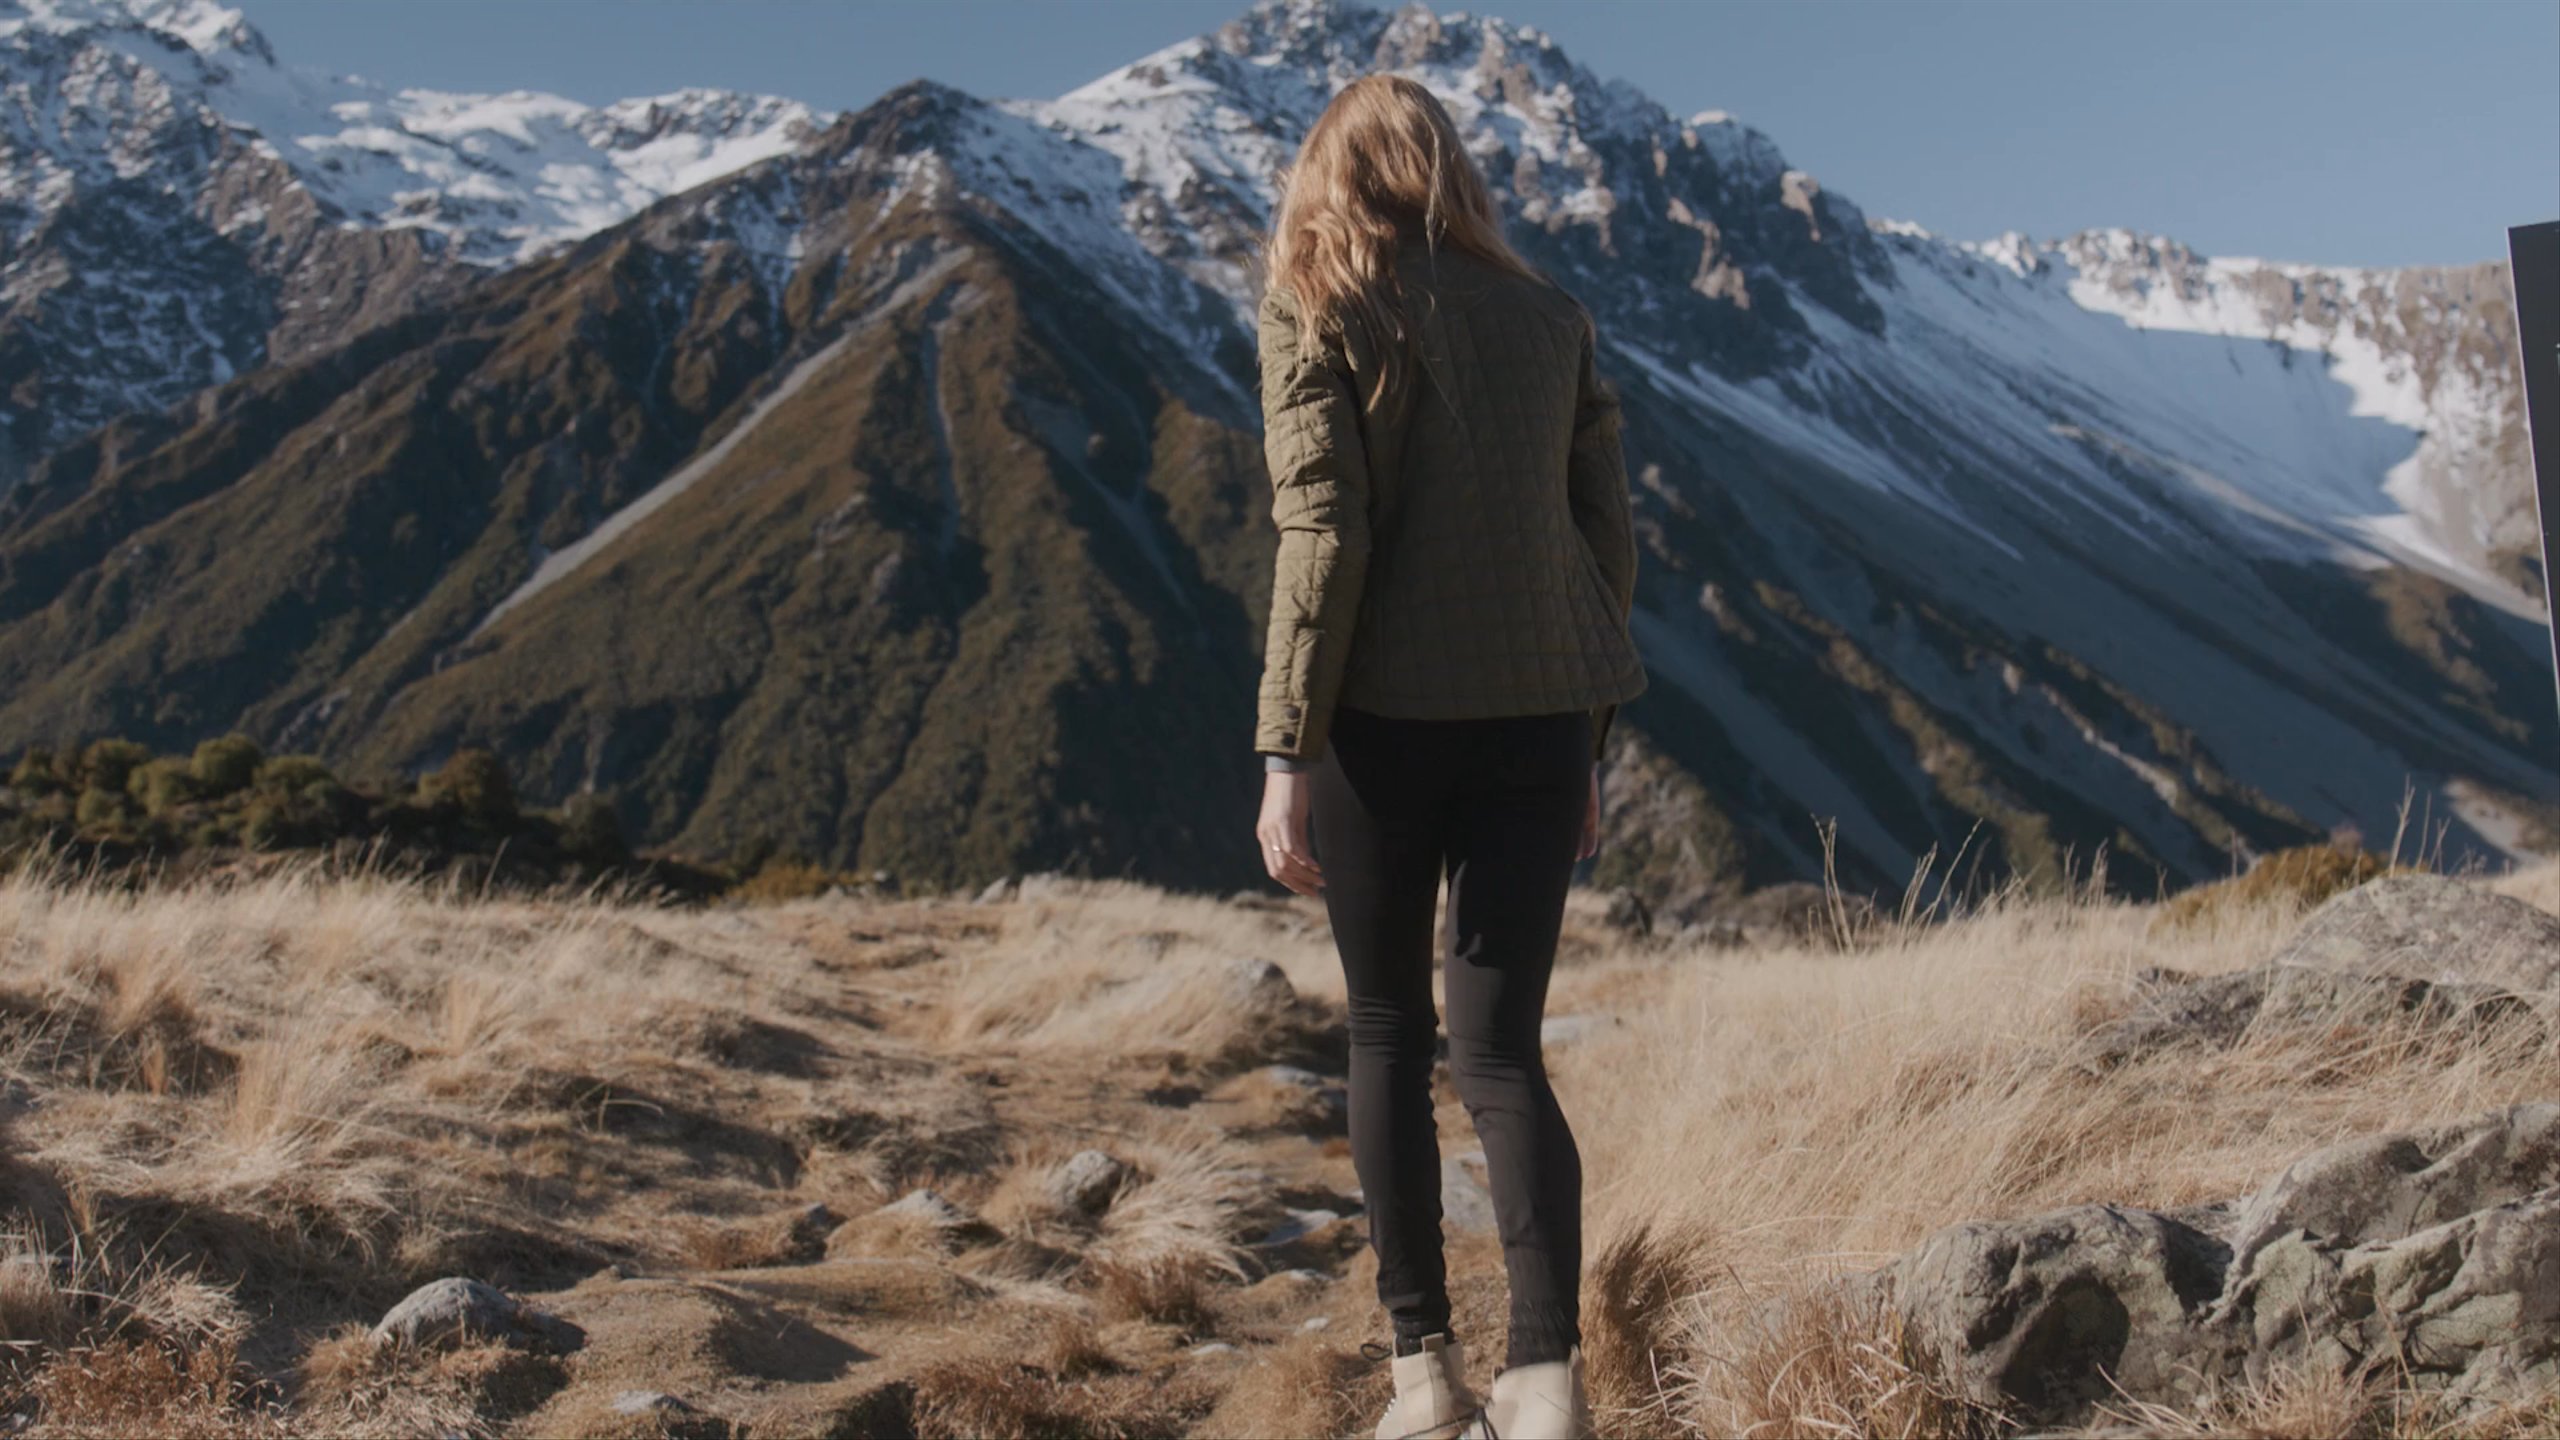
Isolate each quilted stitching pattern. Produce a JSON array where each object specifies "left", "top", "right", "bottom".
[{"left": 1255, "top": 239, "right": 1647, "bottom": 764}]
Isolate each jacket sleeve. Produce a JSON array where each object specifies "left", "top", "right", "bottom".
[
  {"left": 1254, "top": 286, "right": 1373, "bottom": 763},
  {"left": 1567, "top": 311, "right": 1638, "bottom": 764}
]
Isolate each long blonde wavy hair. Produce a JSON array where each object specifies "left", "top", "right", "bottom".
[{"left": 1263, "top": 75, "right": 1539, "bottom": 406}]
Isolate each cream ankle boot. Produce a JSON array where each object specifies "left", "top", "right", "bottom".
[
  {"left": 1463, "top": 1346, "right": 1593, "bottom": 1440},
  {"left": 1371, "top": 1333, "right": 1481, "bottom": 1440}
]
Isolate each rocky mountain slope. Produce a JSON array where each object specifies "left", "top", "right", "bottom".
[
  {"left": 0, "top": 0, "right": 822, "bottom": 481},
  {"left": 0, "top": 0, "right": 2548, "bottom": 904}
]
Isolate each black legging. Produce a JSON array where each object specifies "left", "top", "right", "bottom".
[{"left": 1309, "top": 702, "right": 1588, "bottom": 1369}]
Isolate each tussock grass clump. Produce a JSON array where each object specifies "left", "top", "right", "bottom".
[
  {"left": 1077, "top": 1129, "right": 1258, "bottom": 1290},
  {"left": 1682, "top": 1282, "right": 1997, "bottom": 1440},
  {"left": 2151, "top": 841, "right": 2397, "bottom": 933},
  {"left": 1192, "top": 1335, "right": 1375, "bottom": 1440},
  {"left": 0, "top": 1218, "right": 273, "bottom": 1437},
  {"left": 909, "top": 1344, "right": 1212, "bottom": 1440},
  {"left": 21, "top": 1339, "right": 276, "bottom": 1440},
  {"left": 296, "top": 1327, "right": 559, "bottom": 1440},
  {"left": 1031, "top": 1315, "right": 1121, "bottom": 1380},
  {"left": 1579, "top": 1220, "right": 1714, "bottom": 1428},
  {"left": 1087, "top": 1256, "right": 1217, "bottom": 1331}
]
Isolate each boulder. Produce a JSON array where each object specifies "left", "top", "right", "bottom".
[
  {"left": 1869, "top": 1104, "right": 2560, "bottom": 1427},
  {"left": 1887, "top": 1203, "right": 2230, "bottom": 1419},
  {"left": 2272, "top": 874, "right": 2560, "bottom": 993},
  {"left": 1223, "top": 956, "right": 1297, "bottom": 1011},
  {"left": 370, "top": 1276, "right": 585, "bottom": 1355},
  {"left": 1047, "top": 1149, "right": 1133, "bottom": 1216},
  {"left": 2079, "top": 964, "right": 2538, "bottom": 1070}
]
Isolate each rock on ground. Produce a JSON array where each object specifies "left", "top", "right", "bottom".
[
  {"left": 1873, "top": 1103, "right": 2560, "bottom": 1426},
  {"left": 1047, "top": 1149, "right": 1133, "bottom": 1216},
  {"left": 2271, "top": 873, "right": 2560, "bottom": 992},
  {"left": 371, "top": 1276, "right": 586, "bottom": 1355},
  {"left": 2080, "top": 964, "right": 2539, "bottom": 1070}
]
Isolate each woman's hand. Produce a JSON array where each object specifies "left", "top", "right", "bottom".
[
  {"left": 1576, "top": 763, "right": 1601, "bottom": 861},
  {"left": 1257, "top": 771, "right": 1324, "bottom": 895}
]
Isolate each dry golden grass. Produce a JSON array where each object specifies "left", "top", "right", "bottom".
[
  {"left": 1191, "top": 1331, "right": 1376, "bottom": 1440},
  {"left": 2093, "top": 1362, "right": 2560, "bottom": 1440},
  {"left": 939, "top": 925, "right": 1318, "bottom": 1071},
  {"left": 20, "top": 1338, "right": 278, "bottom": 1440},
  {"left": 907, "top": 1340, "right": 1215, "bottom": 1439},
  {"left": 0, "top": 850, "right": 2549, "bottom": 1437},
  {"left": 1558, "top": 860, "right": 2560, "bottom": 1437}
]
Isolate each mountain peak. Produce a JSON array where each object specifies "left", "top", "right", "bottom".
[{"left": 0, "top": 0, "right": 269, "bottom": 58}]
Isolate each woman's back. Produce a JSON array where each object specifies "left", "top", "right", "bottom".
[
  {"left": 1345, "top": 240, "right": 1641, "bottom": 720},
  {"left": 1253, "top": 237, "right": 1644, "bottom": 749}
]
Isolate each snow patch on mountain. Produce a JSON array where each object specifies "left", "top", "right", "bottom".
[
  {"left": 2020, "top": 227, "right": 2527, "bottom": 605},
  {"left": 2, "top": 0, "right": 827, "bottom": 265}
]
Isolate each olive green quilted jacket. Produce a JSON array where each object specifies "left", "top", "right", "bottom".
[{"left": 1254, "top": 238, "right": 1647, "bottom": 766}]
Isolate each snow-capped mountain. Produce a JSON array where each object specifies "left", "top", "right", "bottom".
[
  {"left": 0, "top": 0, "right": 826, "bottom": 478},
  {"left": 2024, "top": 229, "right": 2534, "bottom": 597},
  {"left": 1013, "top": 0, "right": 2537, "bottom": 610},
  {"left": 0, "top": 0, "right": 2545, "bottom": 905}
]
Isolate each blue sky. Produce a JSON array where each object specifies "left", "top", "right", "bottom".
[{"left": 244, "top": 0, "right": 2558, "bottom": 268}]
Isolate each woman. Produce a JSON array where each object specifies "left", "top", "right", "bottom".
[{"left": 1249, "top": 75, "right": 1646, "bottom": 1440}]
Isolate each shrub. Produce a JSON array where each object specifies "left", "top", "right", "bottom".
[
  {"left": 424, "top": 750, "right": 516, "bottom": 827},
  {"left": 734, "top": 860, "right": 841, "bottom": 904},
  {"left": 189, "top": 735, "right": 264, "bottom": 797},
  {"left": 78, "top": 739, "right": 152, "bottom": 794},
  {"left": 128, "top": 759, "right": 199, "bottom": 815},
  {"left": 75, "top": 786, "right": 133, "bottom": 831},
  {"left": 300, "top": 779, "right": 365, "bottom": 833},
  {"left": 240, "top": 799, "right": 292, "bottom": 852},
  {"left": 559, "top": 794, "right": 629, "bottom": 867},
  {"left": 9, "top": 747, "right": 61, "bottom": 793},
  {"left": 254, "top": 755, "right": 335, "bottom": 793}
]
